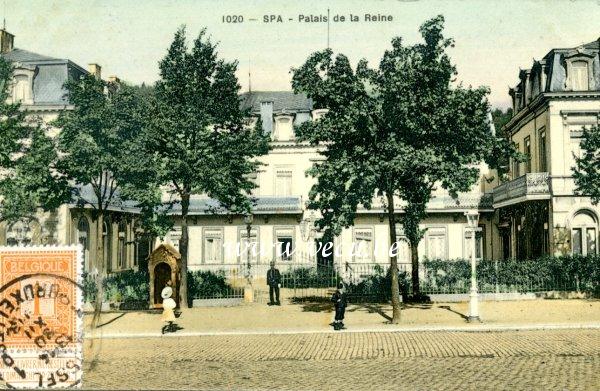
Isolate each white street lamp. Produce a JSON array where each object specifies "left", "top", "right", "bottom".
[
  {"left": 243, "top": 214, "right": 254, "bottom": 282},
  {"left": 464, "top": 210, "right": 481, "bottom": 323},
  {"left": 243, "top": 213, "right": 255, "bottom": 303}
]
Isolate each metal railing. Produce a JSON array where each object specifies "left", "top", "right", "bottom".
[{"left": 493, "top": 172, "right": 550, "bottom": 205}]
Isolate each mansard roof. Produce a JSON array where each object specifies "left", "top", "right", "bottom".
[
  {"left": 240, "top": 91, "right": 313, "bottom": 114},
  {"left": 1, "top": 47, "right": 88, "bottom": 106},
  {"left": 1, "top": 48, "right": 63, "bottom": 63}
]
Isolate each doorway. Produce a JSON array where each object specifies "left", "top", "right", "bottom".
[{"left": 153, "top": 262, "right": 172, "bottom": 305}]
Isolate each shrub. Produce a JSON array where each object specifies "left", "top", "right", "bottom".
[
  {"left": 187, "top": 270, "right": 236, "bottom": 300},
  {"left": 102, "top": 269, "right": 150, "bottom": 303},
  {"left": 423, "top": 254, "right": 600, "bottom": 295},
  {"left": 82, "top": 272, "right": 97, "bottom": 303},
  {"left": 345, "top": 268, "right": 411, "bottom": 303},
  {"left": 81, "top": 269, "right": 150, "bottom": 303},
  {"left": 280, "top": 267, "right": 339, "bottom": 289}
]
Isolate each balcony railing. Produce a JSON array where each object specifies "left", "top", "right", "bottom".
[{"left": 493, "top": 172, "right": 550, "bottom": 207}]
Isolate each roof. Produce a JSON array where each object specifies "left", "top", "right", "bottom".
[
  {"left": 150, "top": 243, "right": 181, "bottom": 260},
  {"left": 1, "top": 48, "right": 88, "bottom": 106},
  {"left": 240, "top": 91, "right": 313, "bottom": 114},
  {"left": 583, "top": 38, "right": 600, "bottom": 50},
  {"left": 168, "top": 196, "right": 303, "bottom": 215},
  {"left": 1, "top": 48, "right": 64, "bottom": 63},
  {"left": 70, "top": 184, "right": 141, "bottom": 213}
]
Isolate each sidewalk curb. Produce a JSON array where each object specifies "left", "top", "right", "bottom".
[{"left": 84, "top": 323, "right": 600, "bottom": 340}]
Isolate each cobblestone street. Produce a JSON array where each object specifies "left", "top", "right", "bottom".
[{"left": 83, "top": 329, "right": 600, "bottom": 390}]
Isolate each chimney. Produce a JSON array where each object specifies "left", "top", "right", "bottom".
[
  {"left": 88, "top": 63, "right": 102, "bottom": 79},
  {"left": 0, "top": 29, "right": 14, "bottom": 53},
  {"left": 108, "top": 75, "right": 120, "bottom": 84},
  {"left": 260, "top": 101, "right": 273, "bottom": 134}
]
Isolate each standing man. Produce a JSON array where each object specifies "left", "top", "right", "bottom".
[
  {"left": 267, "top": 261, "right": 281, "bottom": 306},
  {"left": 331, "top": 282, "right": 347, "bottom": 330}
]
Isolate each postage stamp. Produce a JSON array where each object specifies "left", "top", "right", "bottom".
[{"left": 0, "top": 246, "right": 83, "bottom": 389}]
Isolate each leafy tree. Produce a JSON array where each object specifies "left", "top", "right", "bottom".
[
  {"left": 0, "top": 57, "right": 67, "bottom": 224},
  {"left": 53, "top": 75, "right": 148, "bottom": 325},
  {"left": 292, "top": 16, "right": 517, "bottom": 322},
  {"left": 144, "top": 27, "right": 269, "bottom": 307},
  {"left": 574, "top": 125, "right": 600, "bottom": 204},
  {"left": 491, "top": 107, "right": 514, "bottom": 180},
  {"left": 491, "top": 108, "right": 513, "bottom": 134}
]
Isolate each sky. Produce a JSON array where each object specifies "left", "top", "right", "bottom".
[{"left": 5, "top": 0, "right": 600, "bottom": 108}]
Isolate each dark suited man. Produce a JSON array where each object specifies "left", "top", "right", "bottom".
[{"left": 267, "top": 261, "right": 281, "bottom": 306}]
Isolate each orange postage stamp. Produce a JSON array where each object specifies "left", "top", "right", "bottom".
[{"left": 0, "top": 245, "right": 83, "bottom": 389}]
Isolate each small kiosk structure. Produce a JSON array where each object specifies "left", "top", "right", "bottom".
[{"left": 148, "top": 244, "right": 181, "bottom": 309}]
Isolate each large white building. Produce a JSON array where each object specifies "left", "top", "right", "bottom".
[
  {"left": 496, "top": 37, "right": 600, "bottom": 259},
  {"left": 1, "top": 27, "right": 598, "bottom": 280},
  {"left": 0, "top": 29, "right": 146, "bottom": 274}
]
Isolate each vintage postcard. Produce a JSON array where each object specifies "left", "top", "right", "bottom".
[{"left": 0, "top": 0, "right": 599, "bottom": 390}]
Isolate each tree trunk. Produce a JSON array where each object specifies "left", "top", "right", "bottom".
[
  {"left": 91, "top": 211, "right": 105, "bottom": 329},
  {"left": 386, "top": 192, "right": 402, "bottom": 324},
  {"left": 410, "top": 241, "right": 420, "bottom": 297},
  {"left": 179, "top": 193, "right": 190, "bottom": 308}
]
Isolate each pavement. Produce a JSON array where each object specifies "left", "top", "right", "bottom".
[
  {"left": 80, "top": 299, "right": 600, "bottom": 390},
  {"left": 84, "top": 298, "right": 600, "bottom": 338},
  {"left": 83, "top": 329, "right": 600, "bottom": 390}
]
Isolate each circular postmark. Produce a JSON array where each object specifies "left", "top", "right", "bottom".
[{"left": 0, "top": 272, "right": 84, "bottom": 389}]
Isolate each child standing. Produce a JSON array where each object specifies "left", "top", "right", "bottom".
[
  {"left": 331, "top": 282, "right": 347, "bottom": 330},
  {"left": 161, "top": 280, "right": 177, "bottom": 334}
]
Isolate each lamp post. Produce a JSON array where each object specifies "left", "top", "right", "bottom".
[
  {"left": 464, "top": 210, "right": 481, "bottom": 323},
  {"left": 243, "top": 214, "right": 254, "bottom": 283}
]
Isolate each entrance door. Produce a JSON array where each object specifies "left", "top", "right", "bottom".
[
  {"left": 571, "top": 211, "right": 598, "bottom": 255},
  {"left": 315, "top": 238, "right": 334, "bottom": 268},
  {"left": 153, "top": 262, "right": 171, "bottom": 305}
]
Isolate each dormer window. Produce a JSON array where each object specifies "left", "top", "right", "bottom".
[
  {"left": 13, "top": 74, "right": 30, "bottom": 103},
  {"left": 273, "top": 115, "right": 294, "bottom": 141},
  {"left": 571, "top": 61, "right": 589, "bottom": 91}
]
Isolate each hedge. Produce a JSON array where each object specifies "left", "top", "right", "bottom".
[
  {"left": 423, "top": 255, "right": 600, "bottom": 295},
  {"left": 187, "top": 270, "right": 238, "bottom": 300},
  {"left": 83, "top": 269, "right": 238, "bottom": 303}
]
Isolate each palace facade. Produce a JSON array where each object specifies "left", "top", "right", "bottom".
[
  {"left": 496, "top": 37, "right": 600, "bottom": 260},
  {"left": 1, "top": 27, "right": 598, "bottom": 278}
]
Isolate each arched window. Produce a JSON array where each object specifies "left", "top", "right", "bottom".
[
  {"left": 117, "top": 221, "right": 127, "bottom": 269},
  {"left": 572, "top": 211, "right": 597, "bottom": 255},
  {"left": 103, "top": 221, "right": 112, "bottom": 273},
  {"left": 6, "top": 219, "right": 33, "bottom": 246},
  {"left": 77, "top": 217, "right": 90, "bottom": 272}
]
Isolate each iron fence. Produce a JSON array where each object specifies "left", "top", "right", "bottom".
[{"left": 189, "top": 256, "right": 598, "bottom": 302}]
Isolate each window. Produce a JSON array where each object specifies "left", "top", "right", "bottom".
[
  {"left": 117, "top": 221, "right": 126, "bottom": 269},
  {"left": 426, "top": 227, "right": 447, "bottom": 260},
  {"left": 275, "top": 227, "right": 294, "bottom": 261},
  {"left": 274, "top": 116, "right": 294, "bottom": 141},
  {"left": 13, "top": 75, "right": 28, "bottom": 103},
  {"left": 571, "top": 61, "right": 589, "bottom": 91},
  {"left": 103, "top": 221, "right": 112, "bottom": 273},
  {"left": 203, "top": 228, "right": 223, "bottom": 264},
  {"left": 571, "top": 211, "right": 597, "bottom": 255},
  {"left": 135, "top": 236, "right": 151, "bottom": 267},
  {"left": 6, "top": 219, "right": 33, "bottom": 246},
  {"left": 512, "top": 143, "right": 520, "bottom": 178},
  {"left": 275, "top": 169, "right": 293, "bottom": 196},
  {"left": 77, "top": 218, "right": 90, "bottom": 272},
  {"left": 247, "top": 171, "right": 259, "bottom": 196},
  {"left": 239, "top": 228, "right": 259, "bottom": 264},
  {"left": 524, "top": 137, "right": 531, "bottom": 173},
  {"left": 395, "top": 227, "right": 410, "bottom": 263},
  {"left": 353, "top": 227, "right": 374, "bottom": 263},
  {"left": 539, "top": 130, "right": 547, "bottom": 172},
  {"left": 464, "top": 225, "right": 485, "bottom": 260}
]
